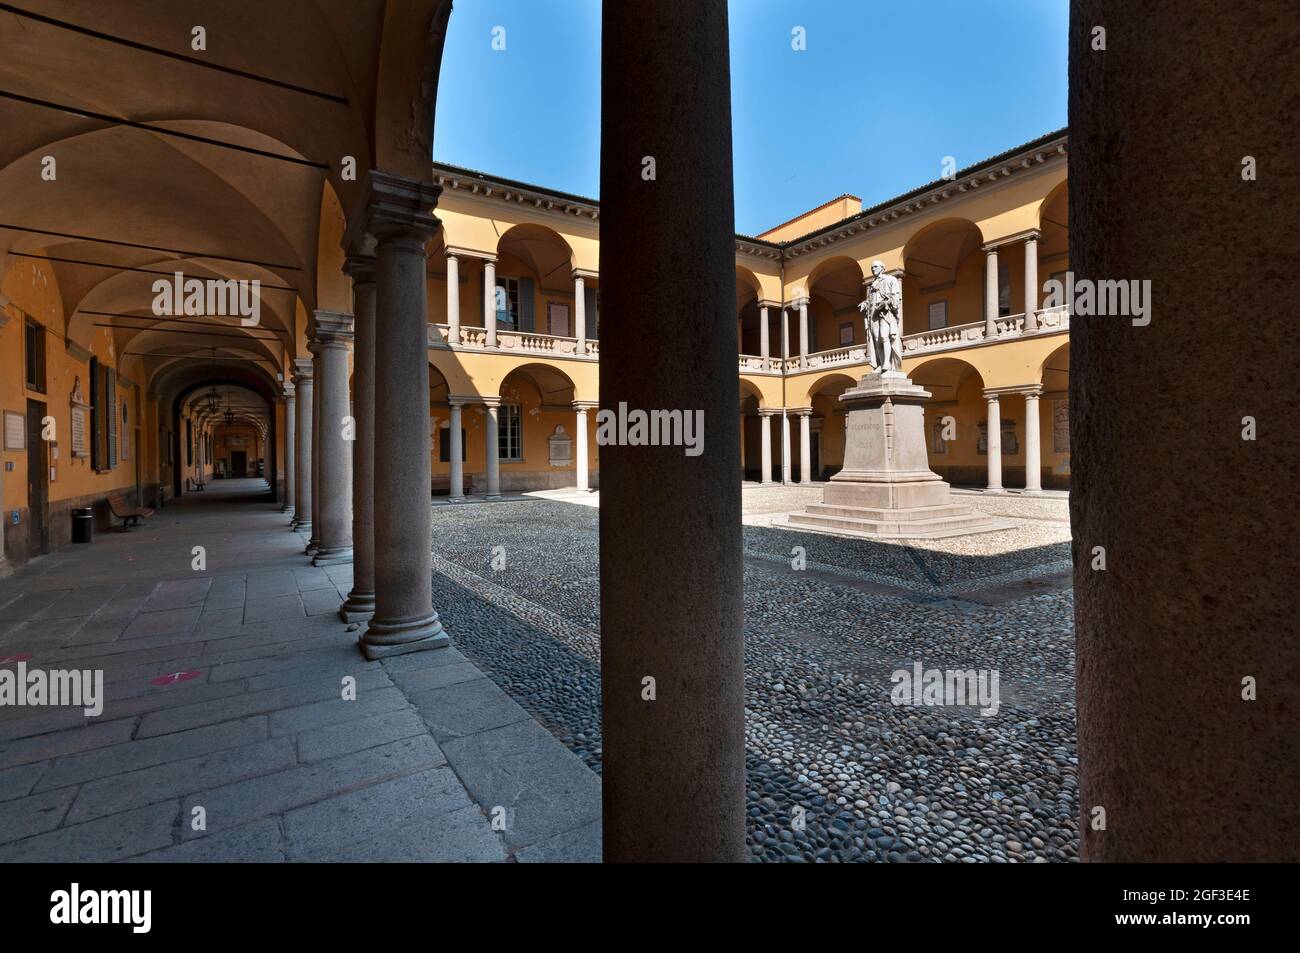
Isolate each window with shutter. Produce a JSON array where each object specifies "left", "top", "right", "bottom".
[
  {"left": 517, "top": 277, "right": 535, "bottom": 332},
  {"left": 89, "top": 357, "right": 101, "bottom": 471},
  {"left": 584, "top": 286, "right": 598, "bottom": 339},
  {"left": 105, "top": 368, "right": 117, "bottom": 469}
]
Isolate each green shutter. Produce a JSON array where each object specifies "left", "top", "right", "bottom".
[
  {"left": 584, "top": 286, "right": 598, "bottom": 338},
  {"left": 518, "top": 277, "right": 534, "bottom": 332},
  {"left": 105, "top": 368, "right": 117, "bottom": 469}
]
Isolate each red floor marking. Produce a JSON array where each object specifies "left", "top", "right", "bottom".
[
  {"left": 0, "top": 653, "right": 33, "bottom": 663},
  {"left": 150, "top": 669, "right": 202, "bottom": 686}
]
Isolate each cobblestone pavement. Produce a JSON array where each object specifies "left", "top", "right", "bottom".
[
  {"left": 0, "top": 480, "right": 600, "bottom": 863},
  {"left": 432, "top": 484, "right": 1077, "bottom": 862}
]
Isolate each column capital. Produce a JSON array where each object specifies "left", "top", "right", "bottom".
[
  {"left": 985, "top": 384, "right": 1041, "bottom": 398},
  {"left": 348, "top": 169, "right": 442, "bottom": 248},
  {"left": 344, "top": 253, "right": 377, "bottom": 283},
  {"left": 292, "top": 357, "right": 314, "bottom": 384},
  {"left": 756, "top": 298, "right": 781, "bottom": 311},
  {"left": 983, "top": 228, "right": 1041, "bottom": 253},
  {"left": 308, "top": 310, "right": 355, "bottom": 348},
  {"left": 789, "top": 406, "right": 814, "bottom": 417},
  {"left": 479, "top": 396, "right": 503, "bottom": 408},
  {"left": 757, "top": 407, "right": 777, "bottom": 417},
  {"left": 282, "top": 381, "right": 296, "bottom": 399},
  {"left": 445, "top": 245, "right": 496, "bottom": 263},
  {"left": 572, "top": 268, "right": 598, "bottom": 282},
  {"left": 572, "top": 400, "right": 599, "bottom": 411}
]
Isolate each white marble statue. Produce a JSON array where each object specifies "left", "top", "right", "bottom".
[{"left": 859, "top": 260, "right": 903, "bottom": 374}]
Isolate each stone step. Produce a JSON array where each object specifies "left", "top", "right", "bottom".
[
  {"left": 783, "top": 510, "right": 1013, "bottom": 540},
  {"left": 802, "top": 502, "right": 975, "bottom": 521}
]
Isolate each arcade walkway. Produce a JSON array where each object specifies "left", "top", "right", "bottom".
[{"left": 0, "top": 480, "right": 600, "bottom": 862}]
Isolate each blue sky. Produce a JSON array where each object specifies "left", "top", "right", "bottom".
[{"left": 433, "top": 1, "right": 1068, "bottom": 236}]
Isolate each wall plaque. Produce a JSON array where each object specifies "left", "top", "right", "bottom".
[
  {"left": 547, "top": 425, "right": 572, "bottom": 467},
  {"left": 3, "top": 410, "right": 24, "bottom": 451},
  {"left": 69, "top": 376, "right": 90, "bottom": 458},
  {"left": 1053, "top": 399, "right": 1070, "bottom": 453}
]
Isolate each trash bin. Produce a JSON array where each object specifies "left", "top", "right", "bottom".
[{"left": 72, "top": 507, "right": 94, "bottom": 544}]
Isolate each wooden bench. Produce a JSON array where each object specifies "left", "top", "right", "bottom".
[{"left": 107, "top": 494, "right": 154, "bottom": 531}]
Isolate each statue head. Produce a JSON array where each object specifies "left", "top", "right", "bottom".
[{"left": 870, "top": 260, "right": 885, "bottom": 277}]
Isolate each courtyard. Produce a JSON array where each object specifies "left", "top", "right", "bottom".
[
  {"left": 433, "top": 484, "right": 1077, "bottom": 862},
  {"left": 0, "top": 481, "right": 1075, "bottom": 863}
]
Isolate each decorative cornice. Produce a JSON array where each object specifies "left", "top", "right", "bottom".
[
  {"left": 784, "top": 134, "right": 1067, "bottom": 259},
  {"left": 64, "top": 339, "right": 94, "bottom": 363}
]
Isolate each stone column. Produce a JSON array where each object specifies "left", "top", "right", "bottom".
[
  {"left": 1023, "top": 387, "right": 1042, "bottom": 493},
  {"left": 798, "top": 409, "right": 812, "bottom": 483},
  {"left": 281, "top": 385, "right": 296, "bottom": 518},
  {"left": 353, "top": 170, "right": 450, "bottom": 659},
  {"left": 600, "top": 0, "right": 745, "bottom": 862},
  {"left": 781, "top": 410, "right": 791, "bottom": 484},
  {"left": 445, "top": 251, "right": 460, "bottom": 343},
  {"left": 573, "top": 271, "right": 587, "bottom": 355},
  {"left": 984, "top": 245, "right": 999, "bottom": 337},
  {"left": 759, "top": 304, "right": 770, "bottom": 360},
  {"left": 759, "top": 409, "right": 773, "bottom": 484},
  {"left": 1070, "top": 0, "right": 1300, "bottom": 861},
  {"left": 573, "top": 401, "right": 594, "bottom": 492},
  {"left": 1023, "top": 232, "right": 1040, "bottom": 332},
  {"left": 306, "top": 344, "right": 322, "bottom": 554},
  {"left": 984, "top": 391, "right": 1003, "bottom": 491},
  {"left": 447, "top": 399, "right": 465, "bottom": 500},
  {"left": 483, "top": 257, "right": 498, "bottom": 348},
  {"left": 291, "top": 358, "right": 313, "bottom": 535},
  {"left": 797, "top": 294, "right": 809, "bottom": 358},
  {"left": 309, "top": 312, "right": 354, "bottom": 566},
  {"left": 483, "top": 398, "right": 502, "bottom": 500},
  {"left": 342, "top": 255, "right": 376, "bottom": 619}
]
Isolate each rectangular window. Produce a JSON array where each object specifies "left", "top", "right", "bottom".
[
  {"left": 928, "top": 300, "right": 948, "bottom": 330},
  {"left": 498, "top": 405, "right": 522, "bottom": 462},
  {"left": 495, "top": 277, "right": 520, "bottom": 330},
  {"left": 24, "top": 318, "right": 46, "bottom": 393},
  {"left": 839, "top": 322, "right": 854, "bottom": 346},
  {"left": 438, "top": 427, "right": 467, "bottom": 462}
]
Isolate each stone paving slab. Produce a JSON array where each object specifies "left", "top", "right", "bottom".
[
  {"left": 0, "top": 480, "right": 603, "bottom": 862},
  {"left": 441, "top": 717, "right": 602, "bottom": 852}
]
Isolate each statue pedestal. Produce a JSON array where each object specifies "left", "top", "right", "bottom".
[{"left": 783, "top": 372, "right": 1012, "bottom": 539}]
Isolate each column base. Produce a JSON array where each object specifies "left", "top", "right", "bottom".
[
  {"left": 282, "top": 504, "right": 295, "bottom": 516},
  {"left": 485, "top": 494, "right": 502, "bottom": 501},
  {"left": 339, "top": 591, "right": 376, "bottom": 623},
  {"left": 305, "top": 538, "right": 320, "bottom": 555},
  {"left": 312, "top": 545, "right": 353, "bottom": 566},
  {"left": 359, "top": 611, "right": 450, "bottom": 659},
  {"left": 293, "top": 518, "right": 311, "bottom": 533}
]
